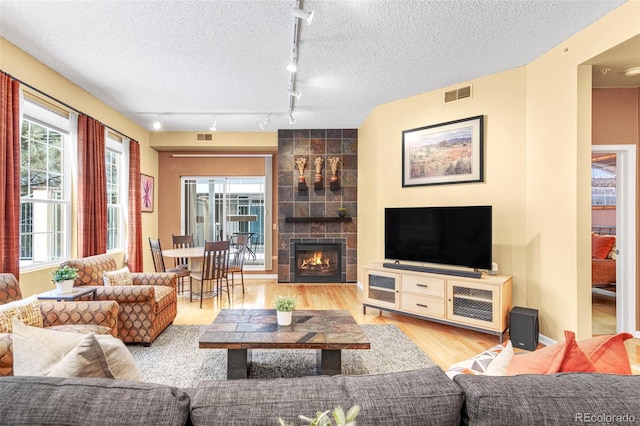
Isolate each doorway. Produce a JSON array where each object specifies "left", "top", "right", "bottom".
[
  {"left": 181, "top": 176, "right": 266, "bottom": 269},
  {"left": 591, "top": 145, "right": 637, "bottom": 336}
]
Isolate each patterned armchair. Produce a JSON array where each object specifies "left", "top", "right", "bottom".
[
  {"left": 0, "top": 273, "right": 119, "bottom": 376},
  {"left": 61, "top": 254, "right": 177, "bottom": 346}
]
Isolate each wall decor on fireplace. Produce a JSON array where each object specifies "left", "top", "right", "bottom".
[
  {"left": 141, "top": 173, "right": 154, "bottom": 212},
  {"left": 402, "top": 115, "right": 484, "bottom": 187},
  {"left": 295, "top": 157, "right": 307, "bottom": 191}
]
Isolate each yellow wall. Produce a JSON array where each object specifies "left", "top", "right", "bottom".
[
  {"left": 358, "top": 0, "right": 640, "bottom": 341},
  {"left": 359, "top": 67, "right": 529, "bottom": 308},
  {"left": 525, "top": 1, "right": 639, "bottom": 340},
  {"left": 0, "top": 38, "right": 157, "bottom": 294}
]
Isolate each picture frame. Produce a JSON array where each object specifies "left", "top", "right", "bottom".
[
  {"left": 141, "top": 174, "right": 154, "bottom": 212},
  {"left": 402, "top": 115, "right": 484, "bottom": 187}
]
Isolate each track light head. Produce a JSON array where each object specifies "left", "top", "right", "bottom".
[
  {"left": 152, "top": 118, "right": 161, "bottom": 130},
  {"left": 288, "top": 113, "right": 296, "bottom": 125},
  {"left": 259, "top": 114, "right": 272, "bottom": 130},
  {"left": 291, "top": 6, "right": 314, "bottom": 25},
  {"left": 209, "top": 115, "right": 217, "bottom": 131},
  {"left": 287, "top": 89, "right": 301, "bottom": 99},
  {"left": 287, "top": 61, "right": 298, "bottom": 73}
]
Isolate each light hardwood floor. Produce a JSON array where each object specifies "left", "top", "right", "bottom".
[{"left": 174, "top": 279, "right": 640, "bottom": 370}]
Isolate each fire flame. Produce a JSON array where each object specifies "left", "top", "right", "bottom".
[{"left": 301, "top": 252, "right": 330, "bottom": 270}]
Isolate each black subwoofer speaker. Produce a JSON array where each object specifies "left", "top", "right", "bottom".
[{"left": 509, "top": 306, "right": 539, "bottom": 351}]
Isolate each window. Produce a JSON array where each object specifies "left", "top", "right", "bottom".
[
  {"left": 106, "top": 135, "right": 125, "bottom": 251},
  {"left": 591, "top": 155, "right": 616, "bottom": 206},
  {"left": 20, "top": 100, "right": 71, "bottom": 268}
]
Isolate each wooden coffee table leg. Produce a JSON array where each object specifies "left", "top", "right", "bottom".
[
  {"left": 317, "top": 349, "right": 341, "bottom": 375},
  {"left": 227, "top": 349, "right": 251, "bottom": 379}
]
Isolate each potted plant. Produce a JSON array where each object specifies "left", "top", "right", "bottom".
[
  {"left": 337, "top": 207, "right": 347, "bottom": 218},
  {"left": 273, "top": 295, "right": 296, "bottom": 326},
  {"left": 52, "top": 265, "right": 79, "bottom": 294},
  {"left": 279, "top": 405, "right": 360, "bottom": 426}
]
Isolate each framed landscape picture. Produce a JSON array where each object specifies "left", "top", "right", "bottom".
[
  {"left": 402, "top": 115, "right": 484, "bottom": 187},
  {"left": 141, "top": 174, "right": 154, "bottom": 212}
]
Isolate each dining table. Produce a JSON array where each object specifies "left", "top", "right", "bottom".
[
  {"left": 163, "top": 246, "right": 237, "bottom": 271},
  {"left": 163, "top": 245, "right": 237, "bottom": 296}
]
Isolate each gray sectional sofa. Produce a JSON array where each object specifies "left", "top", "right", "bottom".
[{"left": 1, "top": 367, "right": 639, "bottom": 425}]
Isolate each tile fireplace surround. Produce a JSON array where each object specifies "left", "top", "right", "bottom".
[{"left": 277, "top": 129, "right": 358, "bottom": 283}]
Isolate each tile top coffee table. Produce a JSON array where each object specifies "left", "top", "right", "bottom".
[{"left": 199, "top": 309, "right": 370, "bottom": 379}]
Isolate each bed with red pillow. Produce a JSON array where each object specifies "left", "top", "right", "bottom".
[{"left": 591, "top": 233, "right": 616, "bottom": 287}]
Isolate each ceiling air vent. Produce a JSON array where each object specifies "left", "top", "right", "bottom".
[
  {"left": 196, "top": 133, "right": 213, "bottom": 142},
  {"left": 444, "top": 85, "right": 472, "bottom": 103}
]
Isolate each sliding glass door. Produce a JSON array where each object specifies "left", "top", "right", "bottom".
[{"left": 181, "top": 176, "right": 265, "bottom": 268}]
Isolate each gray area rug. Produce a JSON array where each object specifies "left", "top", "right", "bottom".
[{"left": 128, "top": 324, "right": 435, "bottom": 387}]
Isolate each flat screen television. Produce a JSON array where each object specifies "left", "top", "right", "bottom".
[{"left": 385, "top": 206, "right": 492, "bottom": 270}]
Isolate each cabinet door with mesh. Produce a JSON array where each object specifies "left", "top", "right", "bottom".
[
  {"left": 447, "top": 280, "right": 500, "bottom": 330},
  {"left": 364, "top": 269, "right": 399, "bottom": 309}
]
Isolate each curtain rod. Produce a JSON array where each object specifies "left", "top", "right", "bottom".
[{"left": 2, "top": 69, "right": 139, "bottom": 144}]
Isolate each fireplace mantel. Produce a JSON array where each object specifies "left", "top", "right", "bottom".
[{"left": 285, "top": 217, "right": 352, "bottom": 223}]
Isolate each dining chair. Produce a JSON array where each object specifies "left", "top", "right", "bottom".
[
  {"left": 148, "top": 238, "right": 191, "bottom": 294},
  {"left": 228, "top": 234, "right": 247, "bottom": 294},
  {"left": 171, "top": 234, "right": 194, "bottom": 268},
  {"left": 190, "top": 240, "right": 230, "bottom": 308}
]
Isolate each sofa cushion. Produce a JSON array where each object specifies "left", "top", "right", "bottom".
[
  {"left": 592, "top": 234, "right": 616, "bottom": 259},
  {"left": 47, "top": 333, "right": 114, "bottom": 379},
  {"left": 103, "top": 266, "right": 134, "bottom": 286},
  {"left": 454, "top": 373, "right": 640, "bottom": 425},
  {"left": 446, "top": 343, "right": 507, "bottom": 378},
  {"left": 12, "top": 320, "right": 141, "bottom": 380},
  {"left": 0, "top": 295, "right": 43, "bottom": 332},
  {"left": 0, "top": 376, "right": 190, "bottom": 426},
  {"left": 191, "top": 367, "right": 463, "bottom": 426}
]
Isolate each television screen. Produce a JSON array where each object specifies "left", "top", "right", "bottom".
[{"left": 385, "top": 206, "right": 492, "bottom": 270}]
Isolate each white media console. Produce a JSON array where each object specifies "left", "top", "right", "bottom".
[{"left": 363, "top": 263, "right": 513, "bottom": 341}]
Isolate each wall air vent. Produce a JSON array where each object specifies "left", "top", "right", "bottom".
[
  {"left": 196, "top": 133, "right": 213, "bottom": 142},
  {"left": 444, "top": 85, "right": 472, "bottom": 103}
]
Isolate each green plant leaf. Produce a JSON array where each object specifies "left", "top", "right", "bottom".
[
  {"left": 333, "top": 407, "right": 346, "bottom": 425},
  {"left": 345, "top": 405, "right": 360, "bottom": 422}
]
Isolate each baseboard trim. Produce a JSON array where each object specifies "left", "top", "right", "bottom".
[{"left": 537, "top": 333, "right": 555, "bottom": 347}]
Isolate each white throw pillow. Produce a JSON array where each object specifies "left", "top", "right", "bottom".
[
  {"left": 103, "top": 266, "right": 133, "bottom": 286},
  {"left": 484, "top": 340, "right": 514, "bottom": 376},
  {"left": 0, "top": 295, "right": 43, "bottom": 333},
  {"left": 48, "top": 333, "right": 115, "bottom": 379},
  {"left": 12, "top": 320, "right": 141, "bottom": 380}
]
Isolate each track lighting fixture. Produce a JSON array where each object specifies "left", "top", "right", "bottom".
[
  {"left": 288, "top": 112, "right": 296, "bottom": 125},
  {"left": 287, "top": 89, "right": 301, "bottom": 99},
  {"left": 287, "top": 61, "right": 297, "bottom": 73},
  {"left": 259, "top": 114, "right": 272, "bottom": 130},
  {"left": 209, "top": 115, "right": 217, "bottom": 131},
  {"left": 291, "top": 6, "right": 314, "bottom": 25},
  {"left": 152, "top": 116, "right": 161, "bottom": 130}
]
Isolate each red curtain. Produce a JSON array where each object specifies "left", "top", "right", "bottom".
[
  {"left": 127, "top": 140, "right": 143, "bottom": 272},
  {"left": 77, "top": 115, "right": 107, "bottom": 257},
  {"left": 0, "top": 73, "right": 21, "bottom": 277}
]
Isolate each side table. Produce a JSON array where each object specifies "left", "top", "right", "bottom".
[{"left": 37, "top": 287, "right": 97, "bottom": 302}]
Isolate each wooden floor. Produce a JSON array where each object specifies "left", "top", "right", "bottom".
[{"left": 174, "top": 279, "right": 640, "bottom": 371}]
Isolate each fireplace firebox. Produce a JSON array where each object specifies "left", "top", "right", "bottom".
[{"left": 293, "top": 242, "right": 342, "bottom": 283}]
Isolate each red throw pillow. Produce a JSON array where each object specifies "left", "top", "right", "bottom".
[
  {"left": 505, "top": 339, "right": 566, "bottom": 375},
  {"left": 592, "top": 234, "right": 615, "bottom": 259},
  {"left": 557, "top": 331, "right": 596, "bottom": 373},
  {"left": 506, "top": 331, "right": 598, "bottom": 375},
  {"left": 578, "top": 333, "right": 633, "bottom": 375}
]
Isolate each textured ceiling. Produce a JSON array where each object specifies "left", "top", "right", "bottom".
[{"left": 0, "top": 0, "right": 630, "bottom": 132}]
